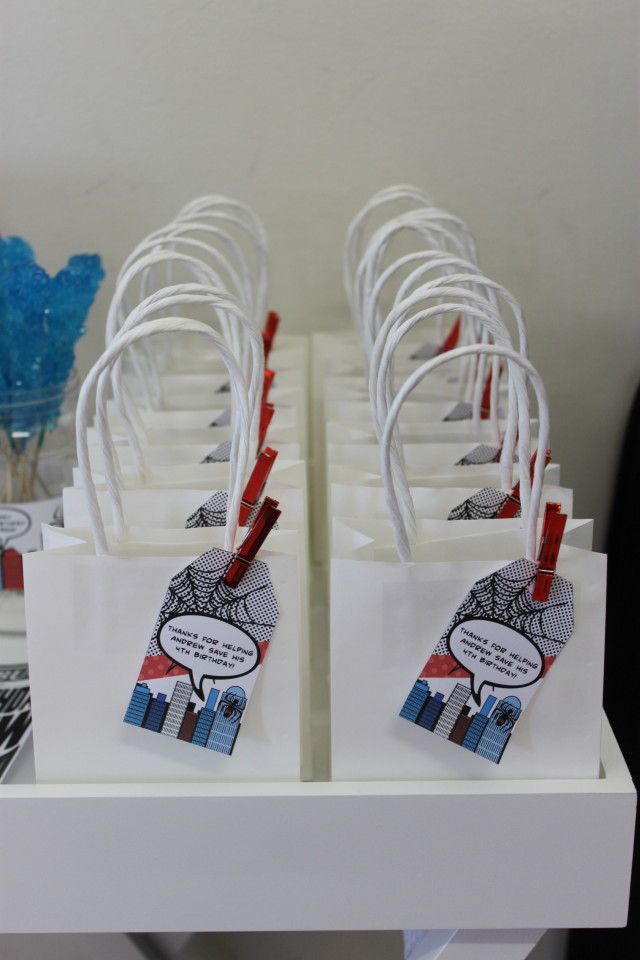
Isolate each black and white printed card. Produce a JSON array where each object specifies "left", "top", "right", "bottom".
[
  {"left": 124, "top": 548, "right": 278, "bottom": 757},
  {"left": 0, "top": 663, "right": 31, "bottom": 782}
]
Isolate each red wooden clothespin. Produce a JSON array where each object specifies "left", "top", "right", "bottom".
[
  {"left": 262, "top": 368, "right": 276, "bottom": 405},
  {"left": 258, "top": 401, "right": 275, "bottom": 453},
  {"left": 238, "top": 447, "right": 279, "bottom": 525},
  {"left": 480, "top": 362, "right": 504, "bottom": 420},
  {"left": 532, "top": 502, "right": 567, "bottom": 602},
  {"left": 224, "top": 496, "right": 281, "bottom": 586},
  {"left": 497, "top": 449, "right": 552, "bottom": 519},
  {"left": 438, "top": 315, "right": 462, "bottom": 354},
  {"left": 263, "top": 310, "right": 280, "bottom": 361}
]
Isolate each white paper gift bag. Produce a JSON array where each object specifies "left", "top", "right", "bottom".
[
  {"left": 330, "top": 344, "right": 604, "bottom": 781},
  {"left": 24, "top": 318, "right": 304, "bottom": 782}
]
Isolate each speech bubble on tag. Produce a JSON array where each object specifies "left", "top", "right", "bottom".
[
  {"left": 447, "top": 617, "right": 544, "bottom": 705},
  {"left": 158, "top": 613, "right": 260, "bottom": 699},
  {"left": 0, "top": 507, "right": 31, "bottom": 548}
]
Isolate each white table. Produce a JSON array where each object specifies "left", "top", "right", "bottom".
[{"left": 0, "top": 716, "right": 634, "bottom": 959}]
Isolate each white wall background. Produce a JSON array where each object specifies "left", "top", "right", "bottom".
[
  {"left": 1, "top": 1, "right": 639, "bottom": 544},
  {"left": 0, "top": 4, "right": 636, "bottom": 955}
]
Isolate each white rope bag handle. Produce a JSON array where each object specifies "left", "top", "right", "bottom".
[
  {"left": 389, "top": 254, "right": 528, "bottom": 429},
  {"left": 376, "top": 267, "right": 528, "bottom": 436},
  {"left": 121, "top": 216, "right": 255, "bottom": 308},
  {"left": 172, "top": 211, "right": 267, "bottom": 326},
  {"left": 114, "top": 238, "right": 251, "bottom": 353},
  {"left": 107, "top": 248, "right": 251, "bottom": 416},
  {"left": 180, "top": 195, "right": 268, "bottom": 251},
  {"left": 343, "top": 184, "right": 434, "bottom": 308},
  {"left": 358, "top": 212, "right": 478, "bottom": 331},
  {"left": 178, "top": 196, "right": 269, "bottom": 321},
  {"left": 122, "top": 228, "right": 251, "bottom": 324},
  {"left": 354, "top": 210, "right": 477, "bottom": 351},
  {"left": 355, "top": 214, "right": 468, "bottom": 346},
  {"left": 365, "top": 250, "right": 527, "bottom": 367},
  {"left": 118, "top": 231, "right": 260, "bottom": 391},
  {"left": 372, "top": 296, "right": 528, "bottom": 540},
  {"left": 104, "top": 273, "right": 242, "bottom": 458},
  {"left": 360, "top": 229, "right": 481, "bottom": 356},
  {"left": 364, "top": 252, "right": 499, "bottom": 423},
  {"left": 382, "top": 342, "right": 550, "bottom": 564},
  {"left": 77, "top": 318, "right": 251, "bottom": 557},
  {"left": 97, "top": 312, "right": 250, "bottom": 544},
  {"left": 97, "top": 284, "right": 262, "bottom": 487},
  {"left": 371, "top": 289, "right": 523, "bottom": 487}
]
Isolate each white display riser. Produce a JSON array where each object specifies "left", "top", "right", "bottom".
[{"left": 0, "top": 716, "right": 634, "bottom": 935}]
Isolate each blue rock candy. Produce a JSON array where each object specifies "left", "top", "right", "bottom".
[{"left": 0, "top": 236, "right": 104, "bottom": 436}]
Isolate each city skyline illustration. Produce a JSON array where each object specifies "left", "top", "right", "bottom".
[
  {"left": 400, "top": 678, "right": 523, "bottom": 764},
  {"left": 125, "top": 678, "right": 248, "bottom": 756},
  {"left": 125, "top": 548, "right": 279, "bottom": 759}
]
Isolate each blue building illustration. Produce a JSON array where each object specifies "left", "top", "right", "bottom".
[
  {"left": 433, "top": 683, "right": 470, "bottom": 739},
  {"left": 400, "top": 679, "right": 431, "bottom": 723},
  {"left": 161, "top": 681, "right": 193, "bottom": 738},
  {"left": 206, "top": 686, "right": 247, "bottom": 755},
  {"left": 124, "top": 683, "right": 152, "bottom": 727},
  {"left": 476, "top": 696, "right": 522, "bottom": 763},
  {"left": 144, "top": 692, "right": 168, "bottom": 732},
  {"left": 191, "top": 687, "right": 220, "bottom": 747},
  {"left": 417, "top": 691, "right": 445, "bottom": 731},
  {"left": 461, "top": 694, "right": 497, "bottom": 752}
]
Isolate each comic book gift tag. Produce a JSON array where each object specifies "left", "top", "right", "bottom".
[
  {"left": 400, "top": 558, "right": 574, "bottom": 764},
  {"left": 124, "top": 547, "right": 278, "bottom": 757}
]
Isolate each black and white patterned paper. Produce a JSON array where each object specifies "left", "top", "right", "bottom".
[
  {"left": 0, "top": 664, "right": 31, "bottom": 782},
  {"left": 201, "top": 440, "right": 232, "bottom": 463},
  {"left": 443, "top": 401, "right": 473, "bottom": 422},
  {"left": 448, "top": 487, "right": 513, "bottom": 520},
  {"left": 455, "top": 444, "right": 501, "bottom": 466},
  {"left": 185, "top": 490, "right": 263, "bottom": 529}
]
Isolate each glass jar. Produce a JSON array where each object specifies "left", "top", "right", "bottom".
[{"left": 0, "top": 374, "right": 77, "bottom": 625}]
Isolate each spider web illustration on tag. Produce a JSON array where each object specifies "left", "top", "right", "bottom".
[
  {"left": 185, "top": 491, "right": 265, "bottom": 529},
  {"left": 447, "top": 487, "right": 515, "bottom": 520},
  {"left": 400, "top": 558, "right": 573, "bottom": 763},
  {"left": 124, "top": 548, "right": 278, "bottom": 756}
]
